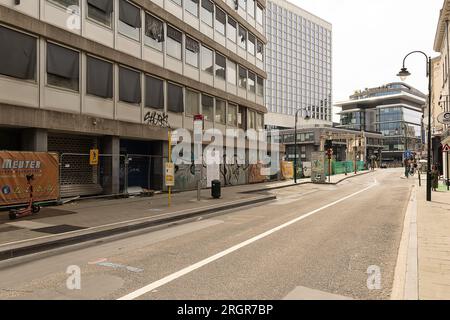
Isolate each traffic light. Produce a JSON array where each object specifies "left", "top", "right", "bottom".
[{"left": 325, "top": 140, "right": 333, "bottom": 150}]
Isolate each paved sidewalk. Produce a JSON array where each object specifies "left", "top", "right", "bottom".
[
  {"left": 0, "top": 170, "right": 370, "bottom": 262},
  {"left": 416, "top": 178, "right": 450, "bottom": 300}
]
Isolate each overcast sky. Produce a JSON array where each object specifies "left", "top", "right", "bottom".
[{"left": 289, "top": 0, "right": 443, "bottom": 120}]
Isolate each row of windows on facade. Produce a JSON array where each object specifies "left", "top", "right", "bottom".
[
  {"left": 266, "top": 51, "right": 332, "bottom": 66},
  {"left": 52, "top": 0, "right": 265, "bottom": 61},
  {"left": 266, "top": 26, "right": 332, "bottom": 44},
  {"left": 266, "top": 44, "right": 332, "bottom": 59},
  {"left": 266, "top": 24, "right": 332, "bottom": 42},
  {"left": 0, "top": 25, "right": 265, "bottom": 100},
  {"left": 0, "top": 26, "right": 265, "bottom": 128},
  {"left": 267, "top": 3, "right": 331, "bottom": 34}
]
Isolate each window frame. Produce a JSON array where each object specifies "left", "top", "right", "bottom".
[
  {"left": 167, "top": 82, "right": 184, "bottom": 113},
  {"left": 86, "top": 0, "right": 113, "bottom": 28},
  {"left": 185, "top": 88, "right": 200, "bottom": 116},
  {"left": 185, "top": 36, "right": 200, "bottom": 68},
  {"left": 201, "top": 93, "right": 214, "bottom": 122},
  {"left": 238, "top": 65, "right": 247, "bottom": 89},
  {"left": 227, "top": 60, "right": 237, "bottom": 85},
  {"left": 201, "top": 45, "right": 214, "bottom": 75},
  {"left": 0, "top": 25, "right": 37, "bottom": 82},
  {"left": 86, "top": 54, "right": 114, "bottom": 99},
  {"left": 144, "top": 13, "right": 165, "bottom": 52},
  {"left": 227, "top": 17, "right": 237, "bottom": 43},
  {"left": 118, "top": 0, "right": 142, "bottom": 42},
  {"left": 185, "top": 0, "right": 199, "bottom": 17},
  {"left": 145, "top": 74, "right": 165, "bottom": 109},
  {"left": 166, "top": 25, "right": 183, "bottom": 60},
  {"left": 215, "top": 7, "right": 226, "bottom": 35},
  {"left": 238, "top": 24, "right": 247, "bottom": 50},
  {"left": 227, "top": 103, "right": 238, "bottom": 127},
  {"left": 118, "top": 65, "right": 142, "bottom": 105},
  {"left": 215, "top": 52, "right": 226, "bottom": 80},
  {"left": 46, "top": 41, "right": 80, "bottom": 92},
  {"left": 200, "top": 0, "right": 214, "bottom": 27}
]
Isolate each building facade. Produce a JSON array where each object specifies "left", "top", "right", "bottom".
[
  {"left": 264, "top": 0, "right": 332, "bottom": 129},
  {"left": 279, "top": 125, "right": 383, "bottom": 164},
  {"left": 0, "top": 0, "right": 267, "bottom": 196},
  {"left": 335, "top": 83, "right": 426, "bottom": 164},
  {"left": 432, "top": 0, "right": 450, "bottom": 181}
]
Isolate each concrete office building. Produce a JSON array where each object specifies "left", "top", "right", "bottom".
[
  {"left": 335, "top": 83, "right": 427, "bottom": 164},
  {"left": 264, "top": 0, "right": 332, "bottom": 129},
  {"left": 0, "top": 0, "right": 267, "bottom": 196}
]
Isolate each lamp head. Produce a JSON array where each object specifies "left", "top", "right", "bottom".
[{"left": 397, "top": 67, "right": 411, "bottom": 81}]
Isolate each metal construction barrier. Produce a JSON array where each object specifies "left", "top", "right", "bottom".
[
  {"left": 59, "top": 153, "right": 166, "bottom": 199},
  {"left": 324, "top": 160, "right": 366, "bottom": 176}
]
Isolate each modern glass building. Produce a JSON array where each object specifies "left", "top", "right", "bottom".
[
  {"left": 336, "top": 83, "right": 427, "bottom": 164},
  {"left": 264, "top": 0, "right": 332, "bottom": 129}
]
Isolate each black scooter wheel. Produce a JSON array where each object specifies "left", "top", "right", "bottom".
[{"left": 32, "top": 205, "right": 40, "bottom": 214}]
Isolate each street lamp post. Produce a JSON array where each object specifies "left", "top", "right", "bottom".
[
  {"left": 397, "top": 50, "right": 432, "bottom": 201},
  {"left": 294, "top": 107, "right": 311, "bottom": 184}
]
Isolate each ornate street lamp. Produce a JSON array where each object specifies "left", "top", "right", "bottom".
[{"left": 397, "top": 51, "right": 432, "bottom": 201}]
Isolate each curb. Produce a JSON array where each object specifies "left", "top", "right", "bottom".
[
  {"left": 242, "top": 171, "right": 373, "bottom": 194},
  {"left": 391, "top": 185, "right": 418, "bottom": 300},
  {"left": 0, "top": 194, "right": 276, "bottom": 265}
]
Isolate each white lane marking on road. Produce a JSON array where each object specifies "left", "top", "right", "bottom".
[
  {"left": 118, "top": 179, "right": 378, "bottom": 300},
  {"left": 269, "top": 190, "right": 318, "bottom": 206}
]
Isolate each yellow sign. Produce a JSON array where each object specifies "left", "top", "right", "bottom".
[
  {"left": 281, "top": 161, "right": 294, "bottom": 180},
  {"left": 165, "top": 162, "right": 175, "bottom": 187},
  {"left": 89, "top": 149, "right": 99, "bottom": 166}
]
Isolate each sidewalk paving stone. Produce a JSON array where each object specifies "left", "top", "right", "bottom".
[{"left": 416, "top": 176, "right": 450, "bottom": 300}]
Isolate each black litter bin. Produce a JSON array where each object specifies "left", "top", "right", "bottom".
[{"left": 211, "top": 180, "right": 221, "bottom": 199}]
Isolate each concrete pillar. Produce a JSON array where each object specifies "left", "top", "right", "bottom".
[
  {"left": 21, "top": 128, "right": 48, "bottom": 152},
  {"left": 102, "top": 136, "right": 120, "bottom": 195}
]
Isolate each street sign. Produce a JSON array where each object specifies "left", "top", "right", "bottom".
[
  {"left": 165, "top": 162, "right": 175, "bottom": 187},
  {"left": 443, "top": 144, "right": 450, "bottom": 152},
  {"left": 438, "top": 112, "right": 450, "bottom": 125},
  {"left": 403, "top": 150, "right": 412, "bottom": 159},
  {"left": 89, "top": 149, "right": 99, "bottom": 166}
]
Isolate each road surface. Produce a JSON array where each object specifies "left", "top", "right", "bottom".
[{"left": 0, "top": 169, "right": 413, "bottom": 300}]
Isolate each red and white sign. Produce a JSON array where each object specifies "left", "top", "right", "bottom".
[{"left": 443, "top": 144, "right": 450, "bottom": 152}]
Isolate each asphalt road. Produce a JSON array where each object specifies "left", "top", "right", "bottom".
[{"left": 0, "top": 169, "right": 413, "bottom": 300}]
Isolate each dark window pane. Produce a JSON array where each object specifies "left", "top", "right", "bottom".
[
  {"left": 145, "top": 14, "right": 164, "bottom": 51},
  {"left": 87, "top": 56, "right": 113, "bottom": 99},
  {"left": 167, "top": 26, "right": 182, "bottom": 42},
  {"left": 87, "top": 0, "right": 113, "bottom": 13},
  {"left": 47, "top": 43, "right": 79, "bottom": 79},
  {"left": 167, "top": 83, "right": 184, "bottom": 113},
  {"left": 119, "top": 0, "right": 141, "bottom": 28},
  {"left": 47, "top": 42, "right": 79, "bottom": 91},
  {"left": 145, "top": 75, "right": 164, "bottom": 109},
  {"left": 119, "top": 66, "right": 141, "bottom": 104},
  {"left": 0, "top": 26, "right": 36, "bottom": 80},
  {"left": 215, "top": 53, "right": 226, "bottom": 80}
]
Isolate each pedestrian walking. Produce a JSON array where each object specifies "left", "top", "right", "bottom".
[
  {"left": 404, "top": 158, "right": 410, "bottom": 178},
  {"left": 431, "top": 165, "right": 440, "bottom": 192}
]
